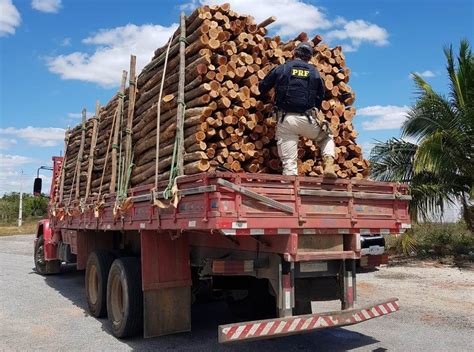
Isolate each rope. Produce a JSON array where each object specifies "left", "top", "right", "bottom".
[
  {"left": 163, "top": 13, "right": 187, "bottom": 203},
  {"left": 143, "top": 37, "right": 180, "bottom": 73},
  {"left": 162, "top": 101, "right": 186, "bottom": 200},
  {"left": 154, "top": 36, "right": 174, "bottom": 190},
  {"left": 163, "top": 132, "right": 180, "bottom": 200}
]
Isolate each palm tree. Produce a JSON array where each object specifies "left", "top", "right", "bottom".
[{"left": 370, "top": 40, "right": 474, "bottom": 231}]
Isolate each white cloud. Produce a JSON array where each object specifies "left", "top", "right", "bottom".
[
  {"left": 183, "top": 1, "right": 388, "bottom": 50},
  {"left": 61, "top": 37, "right": 71, "bottom": 46},
  {"left": 47, "top": 2, "right": 389, "bottom": 86},
  {"left": 180, "top": 0, "right": 198, "bottom": 11},
  {"left": 47, "top": 23, "right": 178, "bottom": 87},
  {"left": 409, "top": 70, "right": 435, "bottom": 79},
  {"left": 31, "top": 0, "right": 61, "bottom": 13},
  {"left": 361, "top": 142, "right": 375, "bottom": 155},
  {"left": 0, "top": 138, "right": 17, "bottom": 150},
  {"left": 67, "top": 111, "right": 94, "bottom": 119},
  {"left": 0, "top": 154, "right": 34, "bottom": 168},
  {"left": 0, "top": 126, "right": 66, "bottom": 147},
  {"left": 0, "top": 0, "right": 21, "bottom": 37},
  {"left": 358, "top": 105, "right": 409, "bottom": 131},
  {"left": 0, "top": 161, "right": 52, "bottom": 195},
  {"left": 326, "top": 18, "right": 389, "bottom": 52},
  {"left": 194, "top": 0, "right": 331, "bottom": 36}
]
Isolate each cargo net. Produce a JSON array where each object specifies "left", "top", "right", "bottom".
[{"left": 56, "top": 3, "right": 369, "bottom": 206}]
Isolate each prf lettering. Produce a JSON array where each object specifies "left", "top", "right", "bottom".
[{"left": 291, "top": 68, "right": 310, "bottom": 77}]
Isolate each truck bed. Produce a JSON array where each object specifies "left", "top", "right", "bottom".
[{"left": 53, "top": 172, "right": 411, "bottom": 237}]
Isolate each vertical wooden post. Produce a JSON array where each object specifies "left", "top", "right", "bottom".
[
  {"left": 124, "top": 55, "right": 137, "bottom": 186},
  {"left": 58, "top": 127, "right": 70, "bottom": 203},
  {"left": 175, "top": 12, "right": 186, "bottom": 176},
  {"left": 110, "top": 70, "right": 128, "bottom": 194},
  {"left": 85, "top": 100, "right": 100, "bottom": 199},
  {"left": 75, "top": 109, "right": 87, "bottom": 199}
]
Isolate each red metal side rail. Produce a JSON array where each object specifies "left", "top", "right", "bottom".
[{"left": 50, "top": 172, "right": 411, "bottom": 235}]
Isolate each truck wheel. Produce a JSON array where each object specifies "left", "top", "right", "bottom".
[
  {"left": 107, "top": 257, "right": 143, "bottom": 338},
  {"left": 34, "top": 235, "right": 61, "bottom": 275},
  {"left": 85, "top": 250, "right": 115, "bottom": 318}
]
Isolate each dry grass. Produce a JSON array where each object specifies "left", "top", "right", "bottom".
[{"left": 0, "top": 221, "right": 38, "bottom": 236}]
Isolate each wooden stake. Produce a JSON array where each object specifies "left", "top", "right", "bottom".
[
  {"left": 176, "top": 12, "right": 187, "bottom": 176},
  {"left": 110, "top": 70, "right": 128, "bottom": 194},
  {"left": 85, "top": 100, "right": 100, "bottom": 199},
  {"left": 124, "top": 55, "right": 137, "bottom": 181},
  {"left": 75, "top": 109, "right": 87, "bottom": 199},
  {"left": 58, "top": 128, "right": 70, "bottom": 203}
]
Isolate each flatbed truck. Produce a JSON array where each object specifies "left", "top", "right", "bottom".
[{"left": 34, "top": 156, "right": 410, "bottom": 343}]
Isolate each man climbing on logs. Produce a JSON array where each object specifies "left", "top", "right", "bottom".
[{"left": 259, "top": 42, "right": 337, "bottom": 178}]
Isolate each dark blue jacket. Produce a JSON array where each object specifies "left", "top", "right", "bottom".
[{"left": 259, "top": 59, "right": 325, "bottom": 113}]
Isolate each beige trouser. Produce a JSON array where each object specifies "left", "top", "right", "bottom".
[{"left": 276, "top": 113, "right": 335, "bottom": 176}]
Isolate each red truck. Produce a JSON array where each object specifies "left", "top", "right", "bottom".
[{"left": 34, "top": 156, "right": 410, "bottom": 343}]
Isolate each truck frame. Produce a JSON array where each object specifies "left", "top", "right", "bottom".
[{"left": 34, "top": 156, "right": 410, "bottom": 343}]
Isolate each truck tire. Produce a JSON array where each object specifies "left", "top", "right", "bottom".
[
  {"left": 34, "top": 235, "right": 61, "bottom": 275},
  {"left": 107, "top": 257, "right": 143, "bottom": 338},
  {"left": 85, "top": 250, "right": 115, "bottom": 318}
]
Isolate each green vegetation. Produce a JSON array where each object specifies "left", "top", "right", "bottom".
[
  {"left": 387, "top": 222, "right": 474, "bottom": 259},
  {"left": 0, "top": 193, "right": 49, "bottom": 235},
  {"left": 370, "top": 40, "right": 474, "bottom": 231}
]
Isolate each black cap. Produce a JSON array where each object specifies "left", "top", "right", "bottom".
[{"left": 295, "top": 42, "right": 314, "bottom": 58}]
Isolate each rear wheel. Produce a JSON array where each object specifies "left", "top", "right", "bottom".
[
  {"left": 85, "top": 250, "right": 115, "bottom": 318},
  {"left": 107, "top": 257, "right": 143, "bottom": 338},
  {"left": 34, "top": 235, "right": 61, "bottom": 275}
]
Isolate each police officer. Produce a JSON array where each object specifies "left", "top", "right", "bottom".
[{"left": 259, "top": 42, "right": 337, "bottom": 178}]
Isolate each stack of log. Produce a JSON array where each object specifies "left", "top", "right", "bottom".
[{"left": 58, "top": 3, "right": 369, "bottom": 205}]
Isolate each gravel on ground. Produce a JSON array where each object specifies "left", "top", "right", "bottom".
[{"left": 0, "top": 234, "right": 472, "bottom": 352}]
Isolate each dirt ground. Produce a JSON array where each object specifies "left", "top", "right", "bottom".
[{"left": 0, "top": 234, "right": 473, "bottom": 351}]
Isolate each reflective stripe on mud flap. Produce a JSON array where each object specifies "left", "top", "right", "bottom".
[{"left": 218, "top": 298, "right": 399, "bottom": 343}]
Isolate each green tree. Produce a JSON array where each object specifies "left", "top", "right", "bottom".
[
  {"left": 0, "top": 193, "right": 49, "bottom": 223},
  {"left": 370, "top": 40, "right": 474, "bottom": 231}
]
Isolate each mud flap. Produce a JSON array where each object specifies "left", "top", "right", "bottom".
[{"left": 141, "top": 230, "right": 192, "bottom": 338}]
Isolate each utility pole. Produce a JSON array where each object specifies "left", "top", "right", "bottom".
[{"left": 18, "top": 169, "right": 23, "bottom": 227}]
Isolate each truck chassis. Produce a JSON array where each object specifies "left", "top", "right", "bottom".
[{"left": 35, "top": 167, "right": 410, "bottom": 342}]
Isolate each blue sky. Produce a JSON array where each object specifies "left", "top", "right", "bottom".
[{"left": 0, "top": 0, "right": 472, "bottom": 194}]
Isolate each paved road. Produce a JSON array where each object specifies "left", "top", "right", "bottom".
[{"left": 0, "top": 234, "right": 472, "bottom": 351}]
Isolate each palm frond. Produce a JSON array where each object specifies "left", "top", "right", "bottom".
[
  {"left": 373, "top": 40, "right": 473, "bottom": 230},
  {"left": 411, "top": 73, "right": 435, "bottom": 96},
  {"left": 403, "top": 93, "right": 457, "bottom": 139},
  {"left": 369, "top": 138, "right": 416, "bottom": 182}
]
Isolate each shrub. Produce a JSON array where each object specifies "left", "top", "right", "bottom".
[
  {"left": 414, "top": 222, "right": 474, "bottom": 256},
  {"left": 386, "top": 221, "right": 474, "bottom": 257}
]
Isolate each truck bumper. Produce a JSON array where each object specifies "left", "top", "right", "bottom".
[{"left": 218, "top": 298, "right": 399, "bottom": 343}]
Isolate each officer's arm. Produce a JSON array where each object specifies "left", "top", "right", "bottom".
[
  {"left": 258, "top": 67, "right": 279, "bottom": 96},
  {"left": 315, "top": 76, "right": 325, "bottom": 109}
]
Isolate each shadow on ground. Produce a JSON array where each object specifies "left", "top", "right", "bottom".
[{"left": 42, "top": 266, "right": 381, "bottom": 352}]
